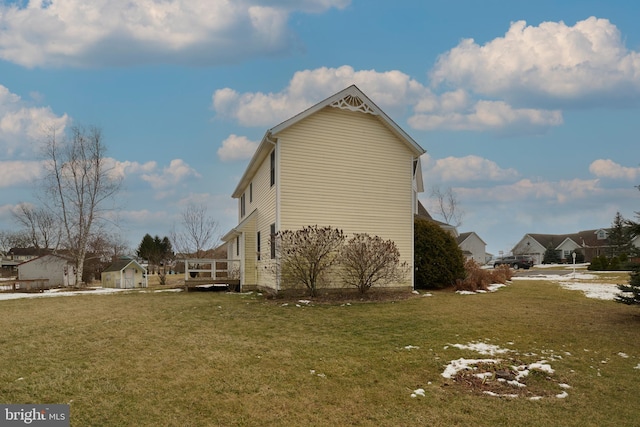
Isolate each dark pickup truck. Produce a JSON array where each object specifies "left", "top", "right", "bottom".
[{"left": 493, "top": 255, "right": 534, "bottom": 270}]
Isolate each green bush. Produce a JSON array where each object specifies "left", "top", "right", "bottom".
[{"left": 414, "top": 218, "right": 465, "bottom": 289}]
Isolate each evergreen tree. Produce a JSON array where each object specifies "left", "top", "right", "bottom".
[
  {"left": 609, "top": 211, "right": 632, "bottom": 257},
  {"left": 414, "top": 218, "right": 466, "bottom": 289},
  {"left": 615, "top": 184, "right": 640, "bottom": 306},
  {"left": 616, "top": 262, "right": 640, "bottom": 305},
  {"left": 542, "top": 246, "right": 561, "bottom": 264}
]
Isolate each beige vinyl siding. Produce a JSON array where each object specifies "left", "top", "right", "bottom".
[
  {"left": 236, "top": 143, "right": 277, "bottom": 290},
  {"left": 276, "top": 107, "right": 415, "bottom": 289}
]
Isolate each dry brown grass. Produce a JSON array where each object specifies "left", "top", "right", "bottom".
[
  {"left": 456, "top": 260, "right": 513, "bottom": 292},
  {"left": 1, "top": 274, "right": 639, "bottom": 426}
]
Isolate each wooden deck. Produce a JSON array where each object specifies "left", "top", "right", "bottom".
[{"left": 183, "top": 259, "right": 241, "bottom": 291}]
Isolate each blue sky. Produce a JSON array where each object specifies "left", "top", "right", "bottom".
[{"left": 1, "top": 0, "right": 639, "bottom": 257}]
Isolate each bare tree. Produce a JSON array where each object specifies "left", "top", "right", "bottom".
[
  {"left": 429, "top": 185, "right": 464, "bottom": 227},
  {"left": 41, "top": 125, "right": 121, "bottom": 285},
  {"left": 274, "top": 226, "right": 345, "bottom": 296},
  {"left": 12, "top": 203, "right": 60, "bottom": 249},
  {"left": 171, "top": 203, "right": 220, "bottom": 258},
  {"left": 0, "top": 230, "right": 32, "bottom": 251},
  {"left": 341, "top": 233, "right": 408, "bottom": 294}
]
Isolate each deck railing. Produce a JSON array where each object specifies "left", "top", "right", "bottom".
[{"left": 183, "top": 259, "right": 241, "bottom": 283}]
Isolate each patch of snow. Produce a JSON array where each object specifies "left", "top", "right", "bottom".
[
  {"left": 558, "top": 383, "right": 571, "bottom": 389},
  {"left": 556, "top": 391, "right": 569, "bottom": 399},
  {"left": 558, "top": 282, "right": 620, "bottom": 300},
  {"left": 634, "top": 364, "right": 640, "bottom": 370},
  {"left": 529, "top": 396, "right": 543, "bottom": 401},
  {"left": 410, "top": 388, "right": 425, "bottom": 398},
  {"left": 455, "top": 290, "right": 476, "bottom": 295},
  {"left": 404, "top": 345, "right": 420, "bottom": 350},
  {"left": 422, "top": 293, "right": 433, "bottom": 297},
  {"left": 618, "top": 352, "right": 629, "bottom": 358},
  {"left": 0, "top": 287, "right": 132, "bottom": 301},
  {"left": 441, "top": 358, "right": 500, "bottom": 379},
  {"left": 450, "top": 342, "right": 511, "bottom": 356}
]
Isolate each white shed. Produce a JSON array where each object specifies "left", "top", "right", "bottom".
[{"left": 17, "top": 254, "right": 77, "bottom": 287}]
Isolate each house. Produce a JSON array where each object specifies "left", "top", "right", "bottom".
[
  {"left": 221, "top": 85, "right": 426, "bottom": 293},
  {"left": 511, "top": 229, "right": 640, "bottom": 264},
  {"left": 101, "top": 258, "right": 147, "bottom": 289},
  {"left": 17, "top": 254, "right": 77, "bottom": 287},
  {"left": 457, "top": 232, "right": 487, "bottom": 265},
  {"left": 8, "top": 247, "right": 50, "bottom": 262}
]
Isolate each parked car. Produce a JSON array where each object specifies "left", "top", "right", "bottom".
[{"left": 493, "top": 255, "right": 534, "bottom": 270}]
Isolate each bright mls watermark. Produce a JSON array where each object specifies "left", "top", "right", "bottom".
[{"left": 1, "top": 404, "right": 69, "bottom": 426}]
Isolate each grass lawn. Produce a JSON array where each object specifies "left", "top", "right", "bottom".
[{"left": 1, "top": 275, "right": 639, "bottom": 426}]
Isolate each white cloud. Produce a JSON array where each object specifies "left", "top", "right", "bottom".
[
  {"left": 212, "top": 65, "right": 429, "bottom": 127},
  {"left": 0, "top": 0, "right": 349, "bottom": 68},
  {"left": 431, "top": 17, "right": 640, "bottom": 107},
  {"left": 218, "top": 134, "right": 259, "bottom": 162},
  {"left": 458, "top": 178, "right": 602, "bottom": 204},
  {"left": 141, "top": 159, "right": 201, "bottom": 192},
  {"left": 589, "top": 159, "right": 640, "bottom": 180},
  {"left": 105, "top": 158, "right": 157, "bottom": 181},
  {"left": 0, "top": 160, "right": 45, "bottom": 188},
  {"left": 213, "top": 65, "right": 564, "bottom": 134},
  {"left": 422, "top": 154, "right": 519, "bottom": 182},
  {"left": 0, "top": 85, "right": 68, "bottom": 156},
  {"left": 409, "top": 98, "right": 562, "bottom": 134}
]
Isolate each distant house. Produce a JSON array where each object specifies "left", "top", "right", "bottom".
[
  {"left": 8, "top": 247, "right": 50, "bottom": 263},
  {"left": 457, "top": 232, "right": 487, "bottom": 265},
  {"left": 416, "top": 201, "right": 487, "bottom": 264},
  {"left": 17, "top": 254, "right": 77, "bottom": 287},
  {"left": 511, "top": 229, "right": 640, "bottom": 264},
  {"left": 101, "top": 258, "right": 147, "bottom": 289},
  {"left": 221, "top": 85, "right": 426, "bottom": 293}
]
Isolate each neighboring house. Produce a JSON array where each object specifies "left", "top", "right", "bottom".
[
  {"left": 511, "top": 228, "right": 640, "bottom": 264},
  {"left": 457, "top": 232, "right": 487, "bottom": 265},
  {"left": 221, "top": 85, "right": 426, "bottom": 293},
  {"left": 17, "top": 254, "right": 77, "bottom": 287},
  {"left": 101, "top": 258, "right": 147, "bottom": 289},
  {"left": 416, "top": 201, "right": 487, "bottom": 264},
  {"left": 8, "top": 247, "right": 50, "bottom": 262}
]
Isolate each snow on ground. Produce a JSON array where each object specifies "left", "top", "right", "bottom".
[
  {"left": 456, "top": 283, "right": 506, "bottom": 295},
  {"left": 440, "top": 341, "right": 567, "bottom": 400},
  {"left": 0, "top": 287, "right": 183, "bottom": 301},
  {"left": 513, "top": 270, "right": 621, "bottom": 301}
]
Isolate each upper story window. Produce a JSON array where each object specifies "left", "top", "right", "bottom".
[
  {"left": 240, "top": 193, "right": 246, "bottom": 217},
  {"left": 597, "top": 230, "right": 607, "bottom": 240},
  {"left": 270, "top": 150, "right": 275, "bottom": 187},
  {"left": 249, "top": 182, "right": 253, "bottom": 203}
]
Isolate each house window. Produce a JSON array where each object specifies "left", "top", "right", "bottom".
[
  {"left": 270, "top": 150, "right": 275, "bottom": 187},
  {"left": 236, "top": 236, "right": 239, "bottom": 256},
  {"left": 597, "top": 230, "right": 607, "bottom": 240},
  {"left": 270, "top": 223, "right": 276, "bottom": 259},
  {"left": 250, "top": 182, "right": 253, "bottom": 203},
  {"left": 257, "top": 231, "right": 261, "bottom": 261},
  {"left": 240, "top": 193, "right": 246, "bottom": 217}
]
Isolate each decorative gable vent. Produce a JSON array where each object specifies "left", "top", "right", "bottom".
[{"left": 329, "top": 94, "right": 377, "bottom": 115}]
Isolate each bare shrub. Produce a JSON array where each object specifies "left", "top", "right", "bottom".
[
  {"left": 341, "top": 233, "right": 407, "bottom": 294},
  {"left": 456, "top": 260, "right": 513, "bottom": 292},
  {"left": 490, "top": 264, "right": 513, "bottom": 283},
  {"left": 274, "top": 226, "right": 345, "bottom": 297}
]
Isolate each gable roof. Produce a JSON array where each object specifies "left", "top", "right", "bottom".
[
  {"left": 103, "top": 258, "right": 145, "bottom": 273},
  {"left": 232, "top": 85, "right": 426, "bottom": 198},
  {"left": 17, "top": 253, "right": 73, "bottom": 267},
  {"left": 527, "top": 229, "right": 612, "bottom": 250},
  {"left": 457, "top": 231, "right": 487, "bottom": 246}
]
